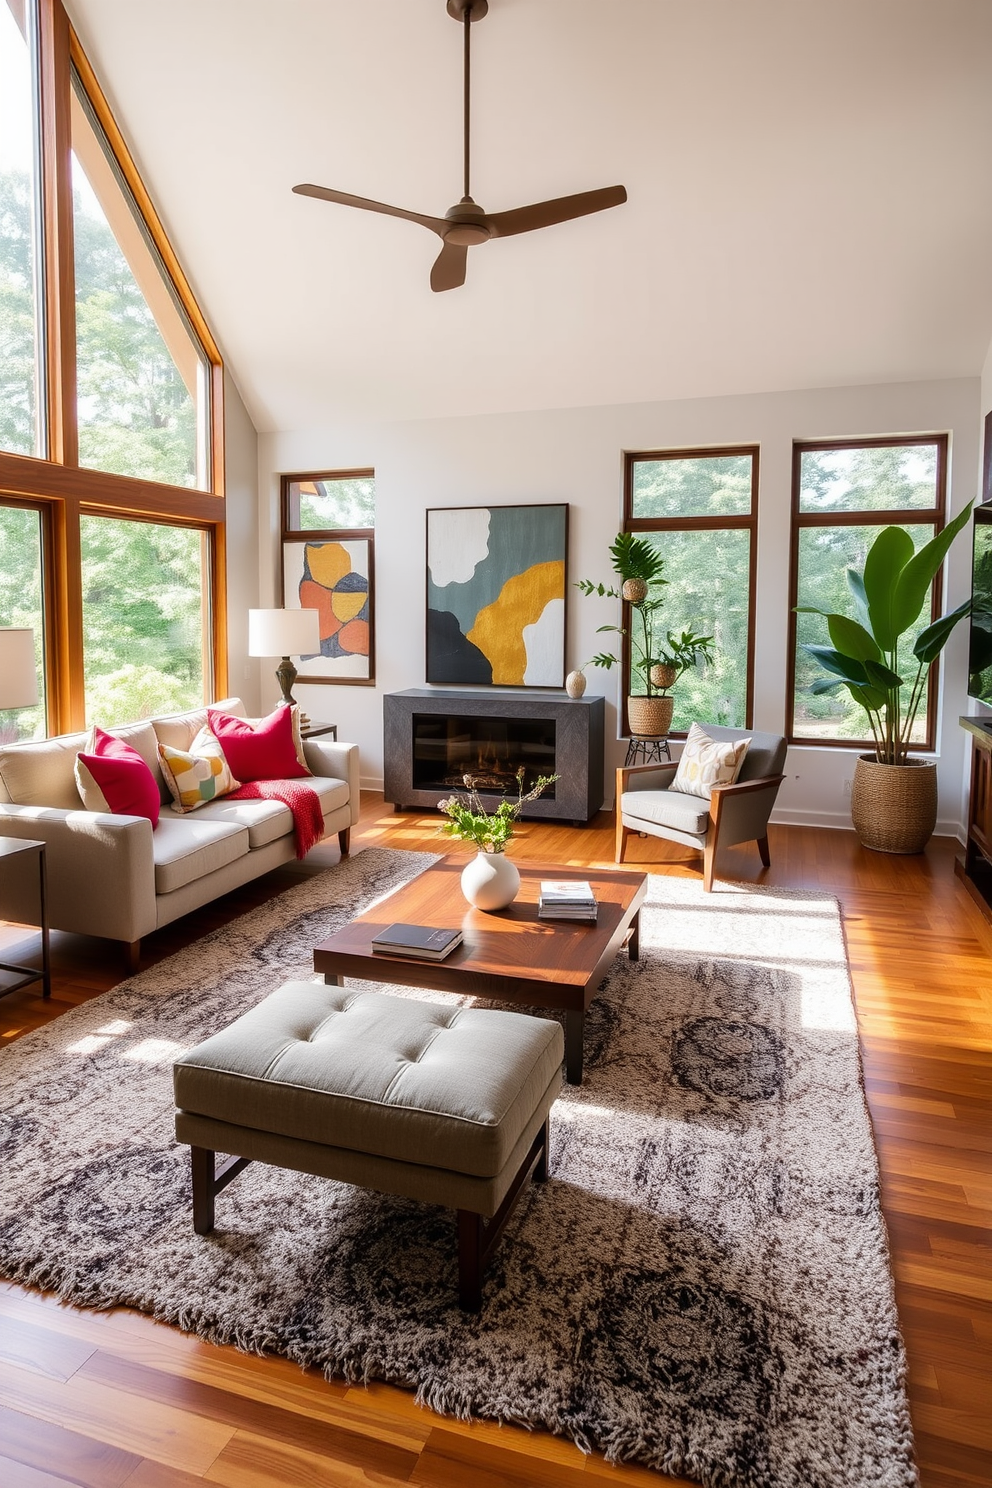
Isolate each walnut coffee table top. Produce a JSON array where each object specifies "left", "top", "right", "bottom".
[{"left": 312, "top": 856, "right": 648, "bottom": 1084}]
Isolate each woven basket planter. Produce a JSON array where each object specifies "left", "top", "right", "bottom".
[
  {"left": 627, "top": 694, "right": 674, "bottom": 738},
  {"left": 850, "top": 755, "right": 938, "bottom": 854}
]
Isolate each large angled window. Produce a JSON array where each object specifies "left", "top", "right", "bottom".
[
  {"left": 0, "top": 501, "right": 46, "bottom": 739},
  {"left": 71, "top": 72, "right": 210, "bottom": 488},
  {"left": 789, "top": 437, "right": 947, "bottom": 747},
  {"left": 625, "top": 448, "right": 758, "bottom": 733},
  {"left": 0, "top": 0, "right": 44, "bottom": 458}
]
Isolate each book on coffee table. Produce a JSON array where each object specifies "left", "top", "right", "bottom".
[
  {"left": 538, "top": 880, "right": 598, "bottom": 922},
  {"left": 371, "top": 923, "right": 463, "bottom": 960}
]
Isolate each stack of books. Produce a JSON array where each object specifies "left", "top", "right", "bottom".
[
  {"left": 538, "top": 880, "right": 598, "bottom": 922},
  {"left": 371, "top": 923, "right": 463, "bottom": 960}
]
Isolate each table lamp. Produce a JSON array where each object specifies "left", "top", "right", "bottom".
[
  {"left": 0, "top": 628, "right": 39, "bottom": 710},
  {"left": 248, "top": 609, "right": 321, "bottom": 708}
]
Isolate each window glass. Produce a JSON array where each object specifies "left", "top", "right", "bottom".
[
  {"left": 286, "top": 474, "right": 375, "bottom": 531},
  {"left": 71, "top": 74, "right": 209, "bottom": 489},
  {"left": 798, "top": 443, "right": 938, "bottom": 514},
  {"left": 0, "top": 503, "right": 46, "bottom": 739},
  {"left": 631, "top": 453, "right": 752, "bottom": 520},
  {"left": 81, "top": 515, "right": 208, "bottom": 723},
  {"left": 0, "top": 0, "right": 44, "bottom": 458},
  {"left": 628, "top": 529, "right": 751, "bottom": 731}
]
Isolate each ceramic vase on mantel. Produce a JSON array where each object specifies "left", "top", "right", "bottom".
[{"left": 460, "top": 851, "right": 521, "bottom": 911}]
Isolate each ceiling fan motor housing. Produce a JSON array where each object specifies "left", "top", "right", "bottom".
[{"left": 444, "top": 199, "right": 491, "bottom": 245}]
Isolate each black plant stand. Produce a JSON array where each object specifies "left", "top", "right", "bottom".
[{"left": 624, "top": 736, "right": 672, "bottom": 767}]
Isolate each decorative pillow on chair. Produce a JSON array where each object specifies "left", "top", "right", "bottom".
[
  {"left": 672, "top": 722, "right": 750, "bottom": 800},
  {"left": 207, "top": 705, "right": 310, "bottom": 782},
  {"left": 75, "top": 726, "right": 161, "bottom": 827},
  {"left": 159, "top": 727, "right": 240, "bottom": 813}
]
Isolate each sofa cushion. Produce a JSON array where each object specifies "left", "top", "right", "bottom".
[
  {"left": 192, "top": 774, "right": 348, "bottom": 848},
  {"left": 76, "top": 726, "right": 161, "bottom": 827},
  {"left": 174, "top": 982, "right": 564, "bottom": 1179},
  {"left": 152, "top": 697, "right": 246, "bottom": 753},
  {"left": 208, "top": 705, "right": 310, "bottom": 782},
  {"left": 159, "top": 728, "right": 240, "bottom": 814},
  {"left": 0, "top": 731, "right": 88, "bottom": 809},
  {"left": 620, "top": 788, "right": 712, "bottom": 837},
  {"left": 152, "top": 816, "right": 249, "bottom": 895}
]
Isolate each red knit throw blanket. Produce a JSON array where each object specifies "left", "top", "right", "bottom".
[{"left": 227, "top": 779, "right": 325, "bottom": 860}]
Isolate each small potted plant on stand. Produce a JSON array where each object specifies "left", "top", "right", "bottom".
[
  {"left": 797, "top": 500, "right": 973, "bottom": 852},
  {"left": 437, "top": 769, "right": 558, "bottom": 910},
  {"left": 576, "top": 533, "right": 714, "bottom": 735}
]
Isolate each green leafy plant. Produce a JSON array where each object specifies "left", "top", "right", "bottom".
[
  {"left": 796, "top": 501, "right": 973, "bottom": 765},
  {"left": 437, "top": 770, "right": 559, "bottom": 854},
  {"left": 576, "top": 532, "right": 714, "bottom": 695}
]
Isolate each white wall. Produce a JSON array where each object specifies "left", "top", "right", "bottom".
[
  {"left": 258, "top": 376, "right": 980, "bottom": 835},
  {"left": 223, "top": 370, "right": 262, "bottom": 715}
]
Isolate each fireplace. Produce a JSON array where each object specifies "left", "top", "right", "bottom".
[{"left": 384, "top": 689, "right": 604, "bottom": 825}]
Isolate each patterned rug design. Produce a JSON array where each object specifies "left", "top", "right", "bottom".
[{"left": 0, "top": 848, "right": 917, "bottom": 1488}]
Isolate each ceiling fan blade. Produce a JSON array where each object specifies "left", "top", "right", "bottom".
[
  {"left": 430, "top": 241, "right": 469, "bottom": 293},
  {"left": 485, "top": 185, "right": 627, "bottom": 239},
  {"left": 292, "top": 184, "right": 446, "bottom": 236}
]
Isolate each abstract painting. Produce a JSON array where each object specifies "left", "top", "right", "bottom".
[
  {"left": 282, "top": 537, "right": 374, "bottom": 684},
  {"left": 426, "top": 504, "right": 567, "bottom": 686}
]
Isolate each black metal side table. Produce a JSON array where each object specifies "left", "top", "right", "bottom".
[
  {"left": 0, "top": 837, "right": 51, "bottom": 1000},
  {"left": 624, "top": 736, "right": 673, "bottom": 767}
]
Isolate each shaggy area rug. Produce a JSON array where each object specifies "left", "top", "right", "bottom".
[{"left": 0, "top": 847, "right": 917, "bottom": 1488}]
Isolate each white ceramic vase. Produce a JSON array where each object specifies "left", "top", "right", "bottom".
[
  {"left": 460, "top": 851, "right": 521, "bottom": 911},
  {"left": 565, "top": 669, "right": 587, "bottom": 699}
]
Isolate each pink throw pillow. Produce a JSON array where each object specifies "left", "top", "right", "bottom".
[
  {"left": 207, "top": 705, "right": 309, "bottom": 783},
  {"left": 76, "top": 726, "right": 161, "bottom": 827}
]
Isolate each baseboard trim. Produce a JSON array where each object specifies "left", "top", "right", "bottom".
[{"left": 771, "top": 807, "right": 965, "bottom": 843}]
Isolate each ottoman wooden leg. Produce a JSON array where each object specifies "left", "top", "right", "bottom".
[
  {"left": 190, "top": 1146, "right": 253, "bottom": 1235},
  {"left": 456, "top": 1120, "right": 550, "bottom": 1312}
]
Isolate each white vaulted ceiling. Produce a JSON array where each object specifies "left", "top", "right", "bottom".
[{"left": 66, "top": 0, "right": 992, "bottom": 432}]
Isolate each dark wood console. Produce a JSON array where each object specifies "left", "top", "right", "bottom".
[
  {"left": 383, "top": 689, "right": 605, "bottom": 826},
  {"left": 957, "top": 716, "right": 992, "bottom": 922}
]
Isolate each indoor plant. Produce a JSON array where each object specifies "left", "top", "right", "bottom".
[
  {"left": 797, "top": 500, "right": 973, "bottom": 852},
  {"left": 576, "top": 533, "right": 714, "bottom": 736},
  {"left": 437, "top": 769, "right": 558, "bottom": 909}
]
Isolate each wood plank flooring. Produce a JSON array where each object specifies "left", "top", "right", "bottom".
[{"left": 0, "top": 797, "right": 989, "bottom": 1488}]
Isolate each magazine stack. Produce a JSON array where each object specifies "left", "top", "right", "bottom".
[{"left": 538, "top": 880, "right": 598, "bottom": 922}]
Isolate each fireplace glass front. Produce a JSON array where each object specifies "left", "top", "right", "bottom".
[{"left": 412, "top": 712, "right": 557, "bottom": 798}]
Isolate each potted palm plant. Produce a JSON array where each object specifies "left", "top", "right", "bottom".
[
  {"left": 576, "top": 533, "right": 714, "bottom": 735},
  {"left": 797, "top": 500, "right": 973, "bottom": 852}
]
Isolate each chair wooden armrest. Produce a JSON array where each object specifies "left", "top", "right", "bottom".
[
  {"left": 704, "top": 773, "right": 786, "bottom": 890},
  {"left": 709, "top": 772, "right": 786, "bottom": 802},
  {"left": 616, "top": 760, "right": 679, "bottom": 795}
]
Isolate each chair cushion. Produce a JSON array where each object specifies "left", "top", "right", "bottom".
[
  {"left": 159, "top": 727, "right": 241, "bottom": 814},
  {"left": 672, "top": 722, "right": 749, "bottom": 799},
  {"left": 621, "top": 788, "right": 711, "bottom": 837},
  {"left": 152, "top": 815, "right": 248, "bottom": 894},
  {"left": 174, "top": 982, "right": 564, "bottom": 1179},
  {"left": 192, "top": 774, "right": 348, "bottom": 847}
]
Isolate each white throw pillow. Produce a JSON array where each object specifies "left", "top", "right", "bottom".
[{"left": 672, "top": 723, "right": 750, "bottom": 800}]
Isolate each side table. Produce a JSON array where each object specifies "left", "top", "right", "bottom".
[
  {"left": 300, "top": 721, "right": 338, "bottom": 741},
  {"left": 0, "top": 837, "right": 51, "bottom": 1000},
  {"left": 624, "top": 736, "right": 672, "bottom": 767}
]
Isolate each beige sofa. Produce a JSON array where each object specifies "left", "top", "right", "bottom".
[{"left": 0, "top": 698, "right": 360, "bottom": 967}]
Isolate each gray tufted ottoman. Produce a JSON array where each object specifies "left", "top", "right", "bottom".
[{"left": 173, "top": 980, "right": 564, "bottom": 1310}]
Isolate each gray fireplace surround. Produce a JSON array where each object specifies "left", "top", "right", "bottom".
[{"left": 383, "top": 689, "right": 605, "bottom": 826}]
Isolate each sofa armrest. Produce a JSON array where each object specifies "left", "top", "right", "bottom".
[
  {"left": 0, "top": 803, "right": 157, "bottom": 942},
  {"left": 303, "top": 740, "right": 361, "bottom": 826}
]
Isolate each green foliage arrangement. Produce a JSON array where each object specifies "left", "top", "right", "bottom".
[
  {"left": 576, "top": 533, "right": 715, "bottom": 696},
  {"left": 437, "top": 771, "right": 559, "bottom": 854},
  {"left": 797, "top": 501, "right": 973, "bottom": 765}
]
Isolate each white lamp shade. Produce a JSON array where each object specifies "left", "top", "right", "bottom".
[
  {"left": 248, "top": 608, "right": 321, "bottom": 658},
  {"left": 0, "top": 628, "right": 39, "bottom": 709}
]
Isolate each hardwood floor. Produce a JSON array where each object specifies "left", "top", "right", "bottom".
[{"left": 0, "top": 797, "right": 989, "bottom": 1488}]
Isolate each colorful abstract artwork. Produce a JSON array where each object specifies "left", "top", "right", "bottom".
[
  {"left": 426, "top": 505, "right": 567, "bottom": 687},
  {"left": 282, "top": 537, "right": 374, "bottom": 684}
]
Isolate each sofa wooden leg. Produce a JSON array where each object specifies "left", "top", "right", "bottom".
[
  {"left": 125, "top": 939, "right": 141, "bottom": 974},
  {"left": 338, "top": 828, "right": 351, "bottom": 856},
  {"left": 757, "top": 834, "right": 771, "bottom": 868}
]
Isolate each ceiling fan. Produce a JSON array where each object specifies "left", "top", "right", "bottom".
[{"left": 292, "top": 0, "right": 627, "bottom": 293}]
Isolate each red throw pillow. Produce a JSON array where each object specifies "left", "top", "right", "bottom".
[
  {"left": 76, "top": 726, "right": 161, "bottom": 827},
  {"left": 207, "top": 705, "right": 309, "bottom": 783}
]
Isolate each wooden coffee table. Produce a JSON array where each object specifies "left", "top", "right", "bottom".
[{"left": 312, "top": 856, "right": 648, "bottom": 1084}]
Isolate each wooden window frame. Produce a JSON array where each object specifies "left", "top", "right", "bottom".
[
  {"left": 622, "top": 446, "right": 759, "bottom": 738},
  {"left": 0, "top": 0, "right": 227, "bottom": 734},
  {"left": 786, "top": 433, "right": 948, "bottom": 752}
]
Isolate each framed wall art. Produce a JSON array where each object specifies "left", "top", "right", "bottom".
[
  {"left": 426, "top": 503, "right": 568, "bottom": 687},
  {"left": 281, "top": 535, "right": 375, "bottom": 684}
]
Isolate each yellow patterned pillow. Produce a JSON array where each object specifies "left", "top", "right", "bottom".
[
  {"left": 158, "top": 727, "right": 240, "bottom": 814},
  {"left": 672, "top": 723, "right": 750, "bottom": 800}
]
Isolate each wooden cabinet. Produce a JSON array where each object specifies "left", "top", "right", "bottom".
[{"left": 958, "top": 717, "right": 992, "bottom": 921}]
